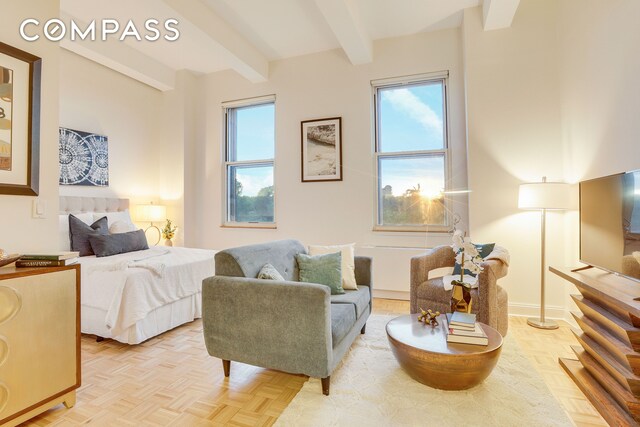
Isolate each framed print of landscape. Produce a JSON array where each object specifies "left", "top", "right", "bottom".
[
  {"left": 301, "top": 117, "right": 342, "bottom": 182},
  {"left": 0, "top": 42, "right": 41, "bottom": 196}
]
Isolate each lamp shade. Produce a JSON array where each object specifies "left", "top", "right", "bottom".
[
  {"left": 135, "top": 203, "right": 166, "bottom": 222},
  {"left": 518, "top": 181, "right": 571, "bottom": 210}
]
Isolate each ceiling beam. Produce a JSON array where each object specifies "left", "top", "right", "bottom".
[
  {"left": 163, "top": 0, "right": 268, "bottom": 83},
  {"left": 59, "top": 13, "right": 175, "bottom": 91},
  {"left": 314, "top": 0, "right": 373, "bottom": 65},
  {"left": 482, "top": 0, "right": 521, "bottom": 31}
]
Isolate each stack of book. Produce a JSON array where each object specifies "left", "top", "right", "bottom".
[
  {"left": 16, "top": 252, "right": 80, "bottom": 268},
  {"left": 445, "top": 311, "right": 489, "bottom": 346}
]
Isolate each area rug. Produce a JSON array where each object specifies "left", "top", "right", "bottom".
[{"left": 275, "top": 315, "right": 572, "bottom": 427}]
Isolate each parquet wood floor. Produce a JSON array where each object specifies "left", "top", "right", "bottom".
[{"left": 20, "top": 299, "right": 607, "bottom": 426}]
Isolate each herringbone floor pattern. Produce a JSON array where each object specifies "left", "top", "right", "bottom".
[{"left": 21, "top": 299, "right": 606, "bottom": 426}]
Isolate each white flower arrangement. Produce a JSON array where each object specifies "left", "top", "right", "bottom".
[{"left": 451, "top": 229, "right": 484, "bottom": 282}]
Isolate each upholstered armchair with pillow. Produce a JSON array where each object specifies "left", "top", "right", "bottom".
[
  {"left": 201, "top": 239, "right": 372, "bottom": 396},
  {"left": 410, "top": 245, "right": 510, "bottom": 336}
]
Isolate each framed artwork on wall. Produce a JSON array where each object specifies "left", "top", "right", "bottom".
[
  {"left": 0, "top": 41, "right": 41, "bottom": 196},
  {"left": 58, "top": 127, "right": 109, "bottom": 187},
  {"left": 301, "top": 117, "right": 342, "bottom": 182}
]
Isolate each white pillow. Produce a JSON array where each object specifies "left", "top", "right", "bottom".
[
  {"left": 59, "top": 213, "right": 93, "bottom": 251},
  {"left": 309, "top": 243, "right": 357, "bottom": 290},
  {"left": 428, "top": 266, "right": 455, "bottom": 280},
  {"left": 93, "top": 210, "right": 134, "bottom": 229},
  {"left": 109, "top": 220, "right": 137, "bottom": 234}
]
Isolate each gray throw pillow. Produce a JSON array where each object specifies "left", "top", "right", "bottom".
[
  {"left": 88, "top": 229, "right": 149, "bottom": 257},
  {"left": 69, "top": 214, "right": 109, "bottom": 257},
  {"left": 257, "top": 263, "right": 285, "bottom": 280},
  {"left": 296, "top": 252, "right": 344, "bottom": 295}
]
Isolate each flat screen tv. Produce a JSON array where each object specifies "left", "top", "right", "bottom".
[{"left": 580, "top": 169, "right": 640, "bottom": 281}]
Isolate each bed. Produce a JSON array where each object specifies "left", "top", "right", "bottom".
[{"left": 59, "top": 196, "right": 215, "bottom": 344}]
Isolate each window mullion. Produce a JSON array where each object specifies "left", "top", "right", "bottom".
[
  {"left": 227, "top": 159, "right": 274, "bottom": 167},
  {"left": 377, "top": 150, "right": 446, "bottom": 158}
]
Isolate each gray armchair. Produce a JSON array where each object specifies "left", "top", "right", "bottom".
[
  {"left": 410, "top": 245, "right": 509, "bottom": 336},
  {"left": 202, "top": 240, "right": 372, "bottom": 395}
]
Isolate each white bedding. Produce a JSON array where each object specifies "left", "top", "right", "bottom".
[{"left": 78, "top": 246, "right": 215, "bottom": 338}]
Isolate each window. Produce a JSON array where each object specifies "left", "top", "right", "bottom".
[
  {"left": 224, "top": 96, "right": 275, "bottom": 226},
  {"left": 373, "top": 74, "right": 449, "bottom": 231}
]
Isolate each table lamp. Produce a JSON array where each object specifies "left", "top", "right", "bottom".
[
  {"left": 135, "top": 202, "right": 166, "bottom": 246},
  {"left": 518, "top": 177, "right": 571, "bottom": 329}
]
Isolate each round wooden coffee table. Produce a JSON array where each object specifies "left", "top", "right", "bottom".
[{"left": 386, "top": 314, "right": 503, "bottom": 390}]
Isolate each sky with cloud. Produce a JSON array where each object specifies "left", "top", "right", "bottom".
[
  {"left": 378, "top": 82, "right": 445, "bottom": 196},
  {"left": 230, "top": 103, "right": 275, "bottom": 197},
  {"left": 234, "top": 103, "right": 275, "bottom": 162}
]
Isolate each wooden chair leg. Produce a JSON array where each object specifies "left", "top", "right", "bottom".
[
  {"left": 222, "top": 360, "right": 231, "bottom": 377},
  {"left": 321, "top": 376, "right": 330, "bottom": 396},
  {"left": 360, "top": 323, "right": 366, "bottom": 334}
]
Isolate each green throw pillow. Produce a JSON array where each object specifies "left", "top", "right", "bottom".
[
  {"left": 296, "top": 252, "right": 344, "bottom": 295},
  {"left": 257, "top": 263, "right": 285, "bottom": 281},
  {"left": 453, "top": 243, "right": 495, "bottom": 277}
]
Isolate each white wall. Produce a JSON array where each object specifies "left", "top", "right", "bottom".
[
  {"left": 58, "top": 49, "right": 187, "bottom": 244},
  {"left": 159, "top": 70, "right": 201, "bottom": 247},
  {"left": 186, "top": 30, "right": 469, "bottom": 294},
  {"left": 558, "top": 0, "right": 640, "bottom": 313},
  {"left": 59, "top": 50, "right": 163, "bottom": 201},
  {"left": 463, "top": 0, "right": 640, "bottom": 318},
  {"left": 559, "top": 0, "right": 640, "bottom": 184},
  {"left": 0, "top": 0, "right": 60, "bottom": 253},
  {"left": 462, "top": 0, "right": 569, "bottom": 317}
]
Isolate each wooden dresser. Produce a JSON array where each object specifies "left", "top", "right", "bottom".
[
  {"left": 0, "top": 265, "right": 80, "bottom": 426},
  {"left": 553, "top": 266, "right": 640, "bottom": 427}
]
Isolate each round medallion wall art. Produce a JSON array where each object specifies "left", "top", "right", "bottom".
[{"left": 58, "top": 127, "right": 109, "bottom": 187}]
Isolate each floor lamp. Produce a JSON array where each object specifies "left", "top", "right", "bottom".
[{"left": 518, "top": 177, "right": 571, "bottom": 330}]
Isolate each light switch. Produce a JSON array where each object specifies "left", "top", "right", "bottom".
[{"left": 32, "top": 198, "right": 46, "bottom": 219}]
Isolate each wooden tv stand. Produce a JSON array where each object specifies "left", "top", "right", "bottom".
[{"left": 552, "top": 266, "right": 640, "bottom": 426}]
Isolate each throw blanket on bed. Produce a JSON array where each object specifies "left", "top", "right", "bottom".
[
  {"left": 441, "top": 246, "right": 510, "bottom": 291},
  {"left": 79, "top": 247, "right": 215, "bottom": 337}
]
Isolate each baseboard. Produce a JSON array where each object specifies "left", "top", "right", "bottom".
[
  {"left": 508, "top": 302, "right": 567, "bottom": 320},
  {"left": 373, "top": 290, "right": 410, "bottom": 300},
  {"left": 373, "top": 293, "right": 575, "bottom": 323}
]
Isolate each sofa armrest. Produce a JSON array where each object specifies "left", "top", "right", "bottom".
[
  {"left": 354, "top": 256, "right": 373, "bottom": 288},
  {"left": 202, "top": 276, "right": 332, "bottom": 378}
]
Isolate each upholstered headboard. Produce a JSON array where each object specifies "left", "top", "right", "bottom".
[{"left": 59, "top": 196, "right": 129, "bottom": 215}]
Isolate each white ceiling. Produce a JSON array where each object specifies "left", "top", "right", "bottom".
[
  {"left": 60, "top": 0, "right": 233, "bottom": 74},
  {"left": 59, "top": 0, "right": 519, "bottom": 90},
  {"left": 202, "top": 0, "right": 482, "bottom": 61},
  {"left": 203, "top": 0, "right": 340, "bottom": 61}
]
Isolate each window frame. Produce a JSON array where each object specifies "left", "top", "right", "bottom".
[
  {"left": 222, "top": 95, "right": 276, "bottom": 229},
  {"left": 372, "top": 72, "right": 452, "bottom": 233}
]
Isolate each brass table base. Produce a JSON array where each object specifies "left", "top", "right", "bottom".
[{"left": 386, "top": 314, "right": 503, "bottom": 390}]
